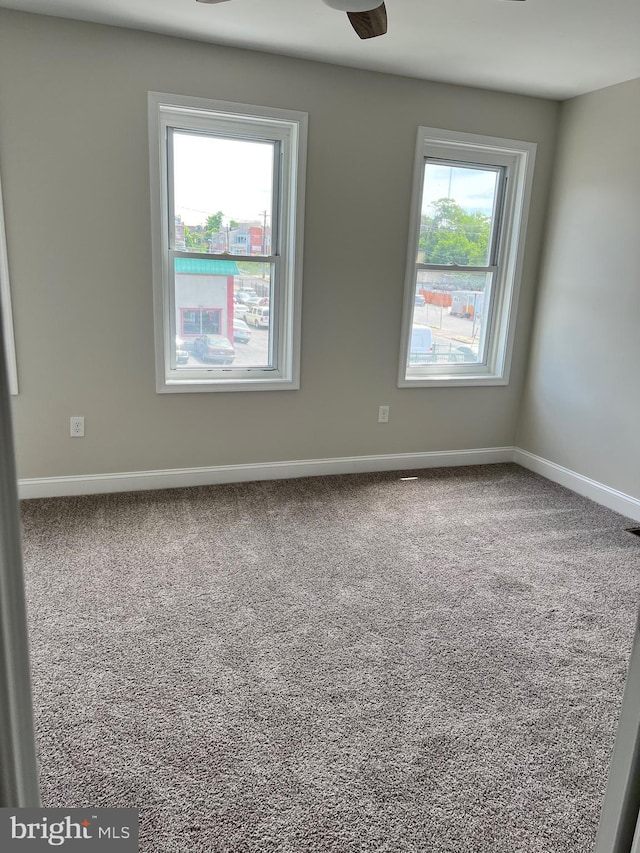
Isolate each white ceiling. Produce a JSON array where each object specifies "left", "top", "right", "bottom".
[{"left": 0, "top": 0, "right": 638, "bottom": 100}]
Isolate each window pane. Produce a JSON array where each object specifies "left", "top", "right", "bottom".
[
  {"left": 172, "top": 132, "right": 274, "bottom": 256},
  {"left": 418, "top": 162, "right": 500, "bottom": 266},
  {"left": 409, "top": 270, "right": 493, "bottom": 366},
  {"left": 173, "top": 258, "right": 273, "bottom": 370}
]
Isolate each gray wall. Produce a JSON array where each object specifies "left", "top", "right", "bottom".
[
  {"left": 517, "top": 78, "right": 640, "bottom": 500},
  {"left": 0, "top": 10, "right": 559, "bottom": 479}
]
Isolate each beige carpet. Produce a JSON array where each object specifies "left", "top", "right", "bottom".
[{"left": 20, "top": 464, "right": 640, "bottom": 851}]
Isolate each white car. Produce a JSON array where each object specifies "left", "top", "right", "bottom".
[
  {"left": 235, "top": 289, "right": 257, "bottom": 304},
  {"left": 175, "top": 336, "right": 189, "bottom": 365},
  {"left": 409, "top": 324, "right": 433, "bottom": 363},
  {"left": 244, "top": 305, "right": 270, "bottom": 328}
]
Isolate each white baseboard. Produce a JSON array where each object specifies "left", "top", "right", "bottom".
[
  {"left": 17, "top": 447, "right": 515, "bottom": 499},
  {"left": 17, "top": 447, "right": 640, "bottom": 522},
  {"left": 514, "top": 449, "right": 640, "bottom": 523}
]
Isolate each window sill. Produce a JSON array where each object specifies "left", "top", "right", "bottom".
[
  {"left": 398, "top": 372, "right": 509, "bottom": 388},
  {"left": 158, "top": 375, "right": 299, "bottom": 393}
]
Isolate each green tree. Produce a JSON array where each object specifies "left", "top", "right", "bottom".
[
  {"left": 204, "top": 211, "right": 224, "bottom": 240},
  {"left": 185, "top": 212, "right": 229, "bottom": 251},
  {"left": 420, "top": 198, "right": 491, "bottom": 270},
  {"left": 184, "top": 225, "right": 205, "bottom": 250}
]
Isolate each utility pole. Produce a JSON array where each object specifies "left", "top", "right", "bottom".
[
  {"left": 260, "top": 210, "right": 268, "bottom": 282},
  {"left": 261, "top": 210, "right": 267, "bottom": 255}
]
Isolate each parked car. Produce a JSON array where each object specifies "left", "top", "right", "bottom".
[
  {"left": 233, "top": 319, "right": 251, "bottom": 343},
  {"left": 430, "top": 344, "right": 478, "bottom": 364},
  {"left": 235, "top": 289, "right": 257, "bottom": 304},
  {"left": 455, "top": 345, "right": 477, "bottom": 362},
  {"left": 245, "top": 305, "right": 270, "bottom": 328},
  {"left": 192, "top": 334, "right": 235, "bottom": 364},
  {"left": 409, "top": 324, "right": 433, "bottom": 363},
  {"left": 414, "top": 293, "right": 426, "bottom": 307},
  {"left": 175, "top": 336, "right": 189, "bottom": 365}
]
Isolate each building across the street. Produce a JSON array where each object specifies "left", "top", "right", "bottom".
[{"left": 174, "top": 257, "right": 239, "bottom": 342}]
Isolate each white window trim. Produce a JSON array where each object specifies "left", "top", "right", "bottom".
[
  {"left": 148, "top": 92, "right": 307, "bottom": 393},
  {"left": 0, "top": 168, "right": 18, "bottom": 396},
  {"left": 398, "top": 127, "right": 536, "bottom": 388}
]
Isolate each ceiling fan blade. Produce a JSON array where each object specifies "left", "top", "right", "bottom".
[
  {"left": 195, "top": 0, "right": 232, "bottom": 4},
  {"left": 347, "top": 3, "right": 387, "bottom": 39}
]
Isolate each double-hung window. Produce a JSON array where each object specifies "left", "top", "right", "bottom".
[
  {"left": 399, "top": 127, "right": 536, "bottom": 387},
  {"left": 148, "top": 93, "right": 307, "bottom": 392}
]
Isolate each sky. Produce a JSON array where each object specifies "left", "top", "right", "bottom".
[
  {"left": 421, "top": 163, "right": 498, "bottom": 217},
  {"left": 173, "top": 132, "right": 274, "bottom": 226}
]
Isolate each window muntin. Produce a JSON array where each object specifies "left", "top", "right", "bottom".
[
  {"left": 149, "top": 93, "right": 307, "bottom": 393},
  {"left": 400, "top": 128, "right": 536, "bottom": 387}
]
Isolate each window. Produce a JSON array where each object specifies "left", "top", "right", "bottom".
[
  {"left": 0, "top": 168, "right": 17, "bottom": 395},
  {"left": 148, "top": 93, "right": 307, "bottom": 392},
  {"left": 399, "top": 127, "right": 536, "bottom": 387},
  {"left": 180, "top": 308, "right": 221, "bottom": 337}
]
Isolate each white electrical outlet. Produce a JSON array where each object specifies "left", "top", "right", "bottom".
[
  {"left": 378, "top": 405, "right": 390, "bottom": 423},
  {"left": 70, "top": 416, "right": 85, "bottom": 437}
]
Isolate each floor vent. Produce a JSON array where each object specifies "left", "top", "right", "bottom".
[{"left": 626, "top": 528, "right": 640, "bottom": 538}]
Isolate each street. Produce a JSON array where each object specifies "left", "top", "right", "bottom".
[{"left": 413, "top": 303, "right": 481, "bottom": 359}]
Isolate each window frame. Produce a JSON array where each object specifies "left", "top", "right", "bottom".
[
  {"left": 148, "top": 92, "right": 307, "bottom": 393},
  {"left": 398, "top": 127, "right": 536, "bottom": 388}
]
